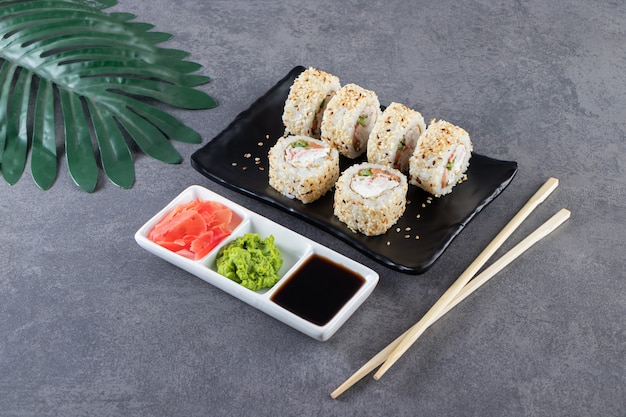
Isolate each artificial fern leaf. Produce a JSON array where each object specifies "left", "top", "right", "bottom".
[
  {"left": 60, "top": 88, "right": 99, "bottom": 192},
  {"left": 31, "top": 78, "right": 57, "bottom": 190},
  {"left": 0, "top": 0, "right": 216, "bottom": 191},
  {"left": 87, "top": 100, "right": 135, "bottom": 189},
  {"left": 2, "top": 67, "right": 32, "bottom": 185},
  {"left": 114, "top": 107, "right": 183, "bottom": 165},
  {"left": 104, "top": 94, "right": 203, "bottom": 144},
  {"left": 0, "top": 60, "right": 17, "bottom": 161}
]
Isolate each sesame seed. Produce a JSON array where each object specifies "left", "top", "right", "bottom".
[
  {"left": 405, "top": 227, "right": 411, "bottom": 231},
  {"left": 404, "top": 234, "right": 410, "bottom": 239},
  {"left": 244, "top": 153, "right": 251, "bottom": 158},
  {"left": 415, "top": 235, "right": 420, "bottom": 240}
]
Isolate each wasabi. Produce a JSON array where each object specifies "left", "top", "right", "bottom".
[{"left": 215, "top": 233, "right": 283, "bottom": 291}]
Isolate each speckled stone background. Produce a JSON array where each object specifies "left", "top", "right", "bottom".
[{"left": 1, "top": 0, "right": 624, "bottom": 416}]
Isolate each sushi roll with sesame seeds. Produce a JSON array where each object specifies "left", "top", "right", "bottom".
[
  {"left": 268, "top": 135, "right": 339, "bottom": 204},
  {"left": 321, "top": 84, "right": 382, "bottom": 159},
  {"left": 367, "top": 102, "right": 426, "bottom": 173},
  {"left": 408, "top": 119, "right": 473, "bottom": 197},
  {"left": 282, "top": 67, "right": 341, "bottom": 139},
  {"left": 333, "top": 162, "right": 407, "bottom": 236}
]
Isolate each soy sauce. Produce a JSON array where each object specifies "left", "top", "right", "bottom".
[{"left": 270, "top": 254, "right": 365, "bottom": 326}]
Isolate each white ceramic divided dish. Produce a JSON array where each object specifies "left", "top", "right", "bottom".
[{"left": 134, "top": 185, "right": 379, "bottom": 341}]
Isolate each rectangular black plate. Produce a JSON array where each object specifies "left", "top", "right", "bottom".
[{"left": 191, "top": 66, "right": 518, "bottom": 274}]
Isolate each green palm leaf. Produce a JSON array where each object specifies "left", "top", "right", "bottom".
[{"left": 0, "top": 0, "right": 217, "bottom": 191}]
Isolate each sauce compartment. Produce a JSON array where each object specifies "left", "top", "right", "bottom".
[
  {"left": 270, "top": 254, "right": 366, "bottom": 326},
  {"left": 263, "top": 242, "right": 379, "bottom": 340},
  {"left": 135, "top": 185, "right": 379, "bottom": 341}
]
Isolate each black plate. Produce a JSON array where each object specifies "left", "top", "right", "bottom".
[{"left": 191, "top": 66, "right": 518, "bottom": 274}]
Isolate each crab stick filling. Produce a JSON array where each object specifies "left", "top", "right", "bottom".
[
  {"left": 441, "top": 145, "right": 466, "bottom": 187},
  {"left": 350, "top": 167, "right": 401, "bottom": 198},
  {"left": 285, "top": 139, "right": 330, "bottom": 168},
  {"left": 310, "top": 96, "right": 331, "bottom": 137},
  {"left": 393, "top": 136, "right": 413, "bottom": 168},
  {"left": 352, "top": 110, "right": 374, "bottom": 153}
]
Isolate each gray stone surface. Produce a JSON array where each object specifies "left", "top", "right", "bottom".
[{"left": 1, "top": 0, "right": 624, "bottom": 416}]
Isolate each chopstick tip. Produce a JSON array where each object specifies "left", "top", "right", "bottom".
[
  {"left": 330, "top": 382, "right": 350, "bottom": 399},
  {"left": 545, "top": 177, "right": 559, "bottom": 191},
  {"left": 373, "top": 362, "right": 391, "bottom": 380}
]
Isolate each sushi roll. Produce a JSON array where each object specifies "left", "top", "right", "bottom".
[
  {"left": 268, "top": 135, "right": 339, "bottom": 204},
  {"left": 367, "top": 102, "right": 426, "bottom": 172},
  {"left": 320, "top": 83, "right": 382, "bottom": 159},
  {"left": 333, "top": 162, "right": 407, "bottom": 236},
  {"left": 408, "top": 119, "right": 473, "bottom": 197},
  {"left": 282, "top": 67, "right": 340, "bottom": 138}
]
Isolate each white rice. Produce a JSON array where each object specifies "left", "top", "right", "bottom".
[
  {"left": 408, "top": 119, "right": 473, "bottom": 197},
  {"left": 333, "top": 162, "right": 407, "bottom": 236},
  {"left": 282, "top": 67, "right": 340, "bottom": 139},
  {"left": 320, "top": 83, "right": 381, "bottom": 159},
  {"left": 268, "top": 135, "right": 339, "bottom": 204},
  {"left": 367, "top": 102, "right": 426, "bottom": 173}
]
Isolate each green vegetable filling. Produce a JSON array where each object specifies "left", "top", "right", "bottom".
[
  {"left": 446, "top": 157, "right": 456, "bottom": 170},
  {"left": 358, "top": 168, "right": 374, "bottom": 177},
  {"left": 356, "top": 114, "right": 368, "bottom": 127},
  {"left": 291, "top": 139, "right": 309, "bottom": 148},
  {"left": 397, "top": 137, "right": 406, "bottom": 151},
  {"left": 216, "top": 233, "right": 283, "bottom": 291}
]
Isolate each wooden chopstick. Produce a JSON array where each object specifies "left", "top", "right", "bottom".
[
  {"left": 331, "top": 207, "right": 570, "bottom": 398},
  {"left": 374, "top": 177, "right": 559, "bottom": 379},
  {"left": 330, "top": 177, "right": 561, "bottom": 398},
  {"left": 331, "top": 208, "right": 570, "bottom": 399},
  {"left": 448, "top": 208, "right": 570, "bottom": 310}
]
